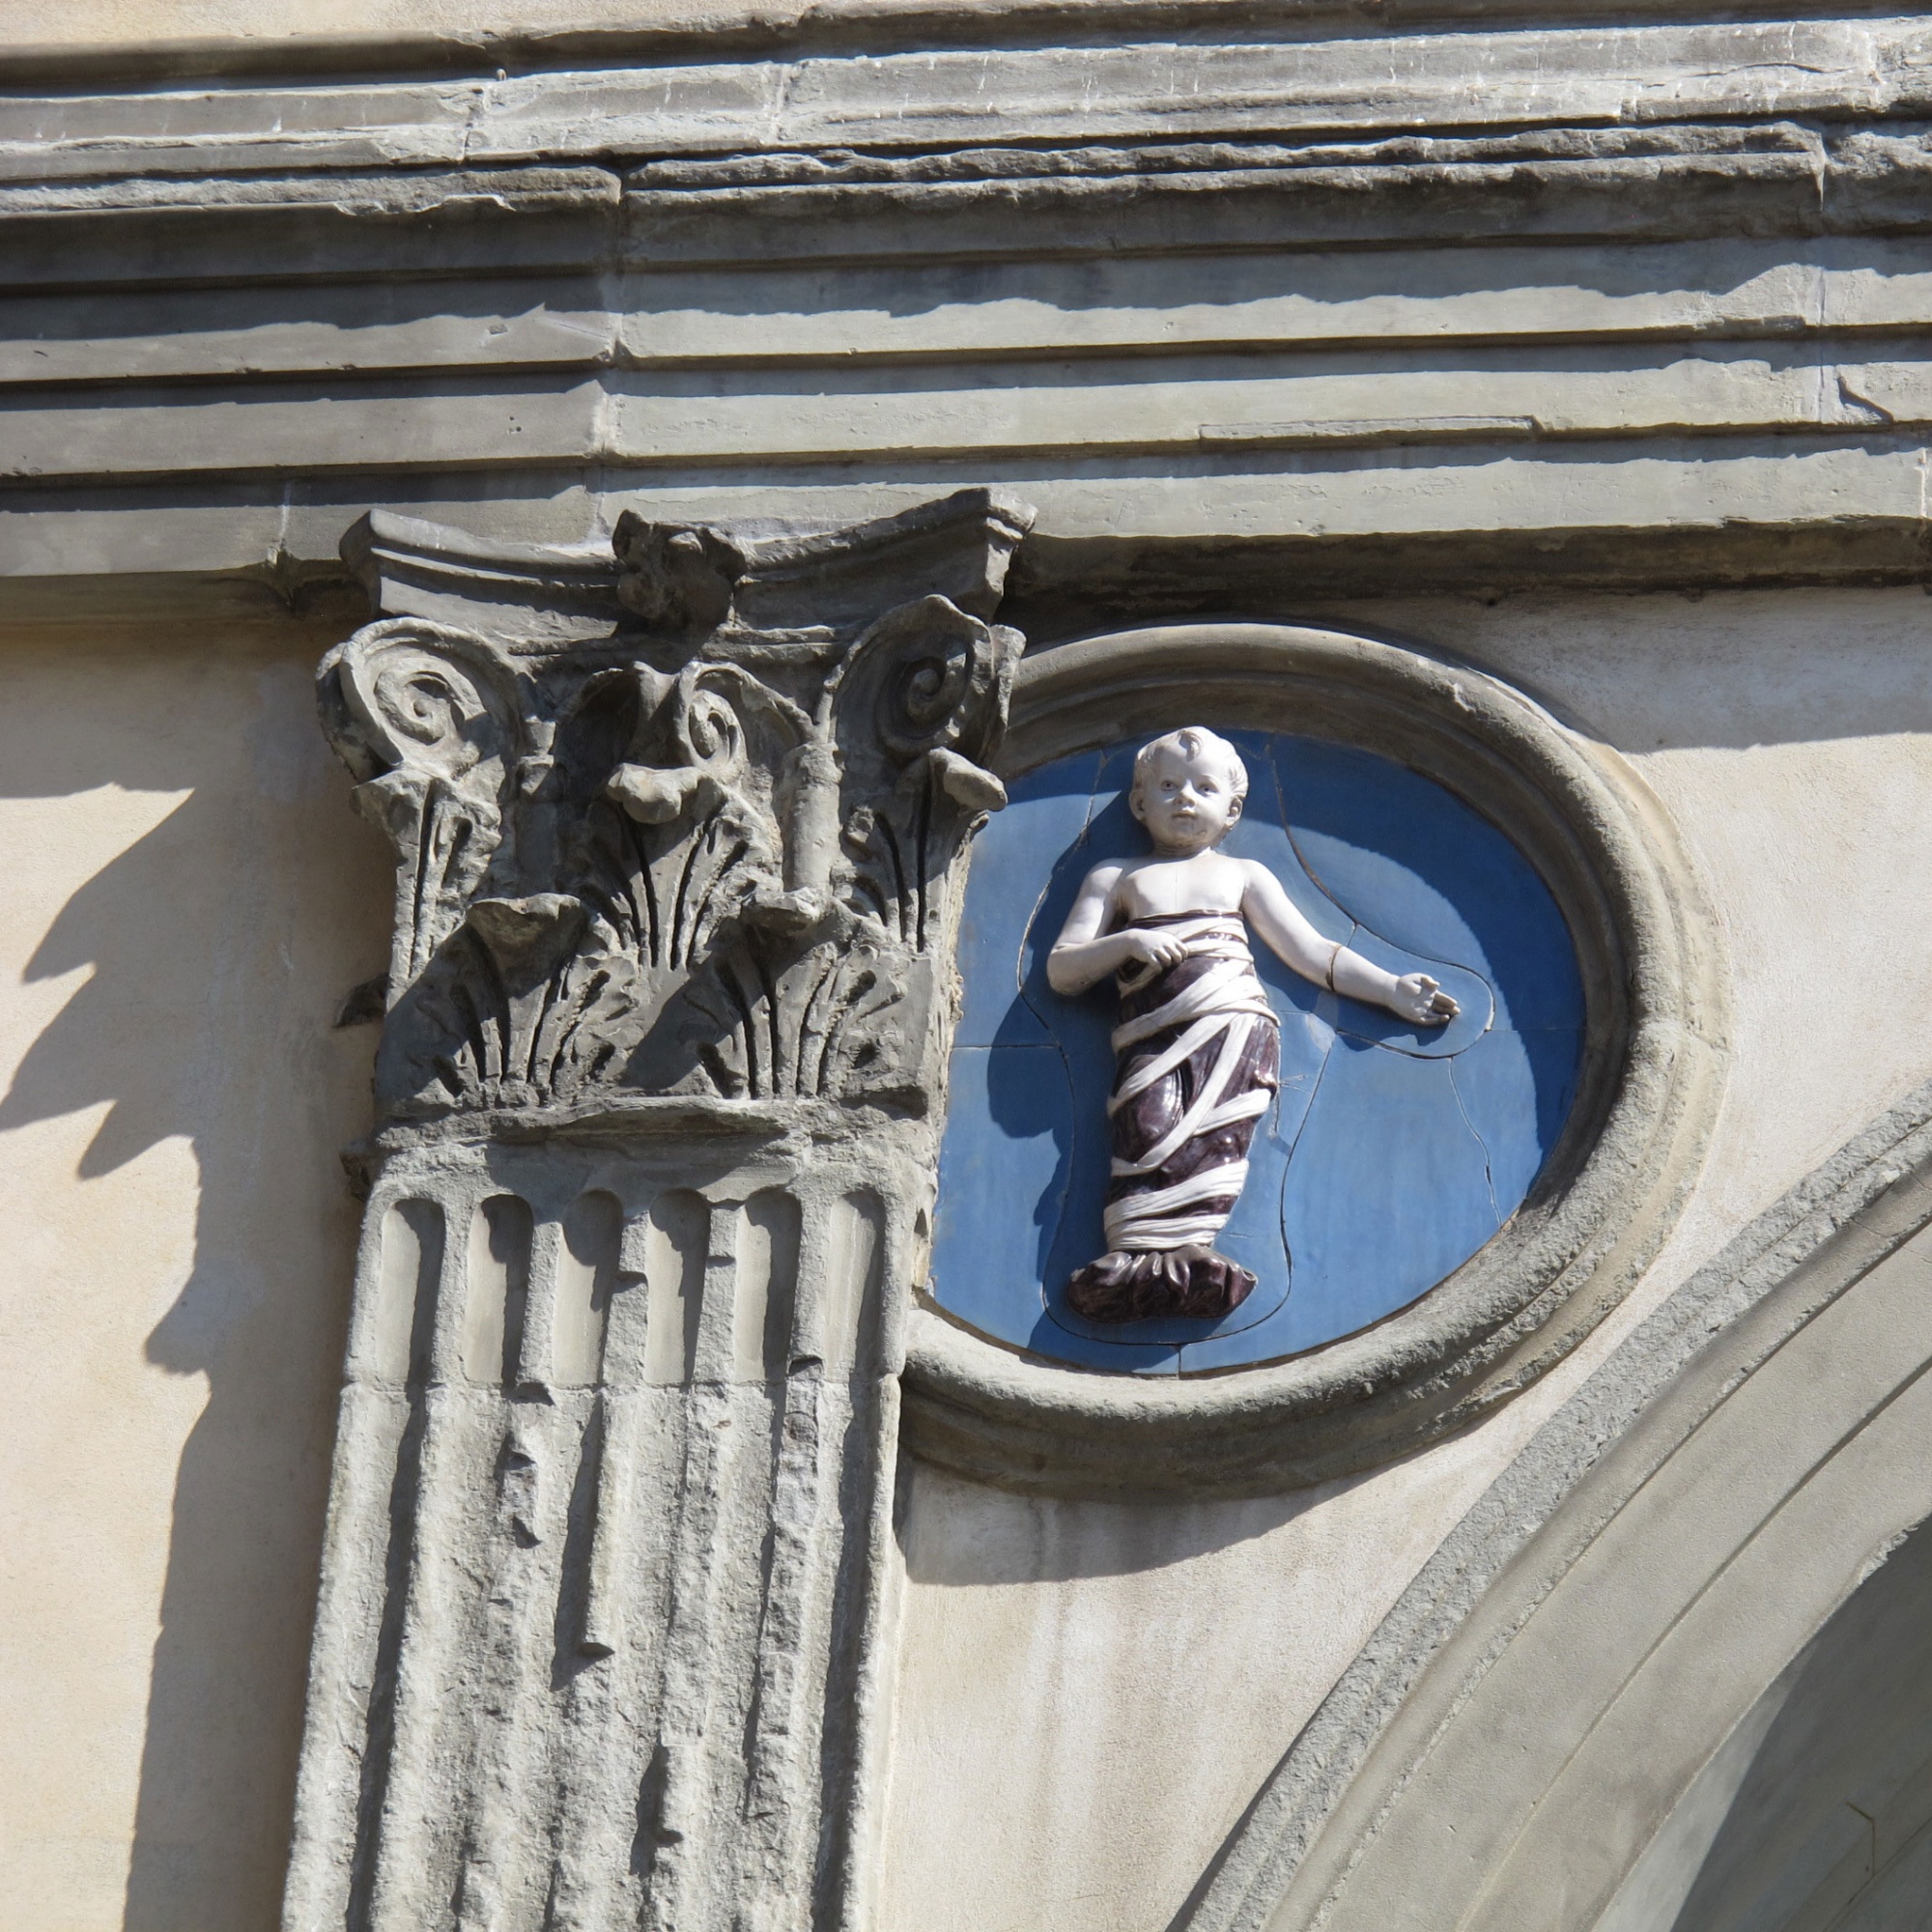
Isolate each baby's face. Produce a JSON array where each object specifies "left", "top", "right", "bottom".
[{"left": 1131, "top": 748, "right": 1243, "bottom": 852}]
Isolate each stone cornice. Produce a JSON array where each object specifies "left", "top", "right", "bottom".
[
  {"left": 5, "top": 13, "right": 1932, "bottom": 192},
  {"left": 13, "top": 126, "right": 1932, "bottom": 293},
  {"left": 0, "top": 0, "right": 1905, "bottom": 88},
  {"left": 10, "top": 12, "right": 1932, "bottom": 616}
]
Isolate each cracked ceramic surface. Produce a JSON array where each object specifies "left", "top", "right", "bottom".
[
  {"left": 904, "top": 622, "right": 1727, "bottom": 1495},
  {"left": 932, "top": 729, "right": 1581, "bottom": 1373}
]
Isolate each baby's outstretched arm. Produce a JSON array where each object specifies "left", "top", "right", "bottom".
[
  {"left": 1240, "top": 862, "right": 1459, "bottom": 1025},
  {"left": 1047, "top": 864, "right": 1192, "bottom": 993}
]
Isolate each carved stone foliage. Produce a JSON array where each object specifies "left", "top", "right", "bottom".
[{"left": 320, "top": 492, "right": 1033, "bottom": 1121}]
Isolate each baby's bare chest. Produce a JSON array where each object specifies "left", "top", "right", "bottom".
[{"left": 1111, "top": 855, "right": 1246, "bottom": 922}]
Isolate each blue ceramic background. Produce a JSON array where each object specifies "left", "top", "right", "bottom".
[{"left": 929, "top": 730, "right": 1586, "bottom": 1375}]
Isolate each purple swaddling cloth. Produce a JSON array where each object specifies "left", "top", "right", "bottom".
[{"left": 1066, "top": 913, "right": 1281, "bottom": 1322}]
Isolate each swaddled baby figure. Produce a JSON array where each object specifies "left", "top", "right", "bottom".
[{"left": 1047, "top": 727, "right": 1459, "bottom": 1322}]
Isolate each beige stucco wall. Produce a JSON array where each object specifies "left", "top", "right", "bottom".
[
  {"left": 880, "top": 584, "right": 1932, "bottom": 1932},
  {"left": 0, "top": 619, "right": 388, "bottom": 1932},
  {"left": 4, "top": 0, "right": 908, "bottom": 51},
  {"left": 5, "top": 586, "right": 1930, "bottom": 1932}
]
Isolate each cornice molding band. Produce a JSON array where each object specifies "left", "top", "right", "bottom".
[
  {"left": 5, "top": 15, "right": 1932, "bottom": 186},
  {"left": 0, "top": 0, "right": 1889, "bottom": 88},
  {"left": 10, "top": 15, "right": 1932, "bottom": 611},
  {"left": 14, "top": 126, "right": 1932, "bottom": 303}
]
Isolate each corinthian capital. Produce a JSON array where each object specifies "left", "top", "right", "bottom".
[{"left": 324, "top": 491, "right": 1035, "bottom": 1125}]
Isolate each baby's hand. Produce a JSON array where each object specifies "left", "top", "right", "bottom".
[
  {"left": 1393, "top": 972, "right": 1459, "bottom": 1025},
  {"left": 1122, "top": 929, "right": 1189, "bottom": 972}
]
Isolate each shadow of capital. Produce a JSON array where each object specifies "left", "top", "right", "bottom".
[{"left": 0, "top": 630, "right": 390, "bottom": 1932}]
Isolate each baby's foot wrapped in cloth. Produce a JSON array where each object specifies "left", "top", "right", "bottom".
[{"left": 1065, "top": 1242, "right": 1258, "bottom": 1322}]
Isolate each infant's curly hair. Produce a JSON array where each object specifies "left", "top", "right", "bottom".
[{"left": 1130, "top": 726, "right": 1250, "bottom": 804}]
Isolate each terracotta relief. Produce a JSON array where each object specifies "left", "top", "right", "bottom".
[
  {"left": 930, "top": 719, "right": 1581, "bottom": 1377},
  {"left": 1046, "top": 726, "right": 1457, "bottom": 1321}
]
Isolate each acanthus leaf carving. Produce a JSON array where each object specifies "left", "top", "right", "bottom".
[
  {"left": 323, "top": 498, "right": 1035, "bottom": 1122},
  {"left": 834, "top": 595, "right": 1023, "bottom": 955}
]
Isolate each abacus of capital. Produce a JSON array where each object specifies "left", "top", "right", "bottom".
[{"left": 281, "top": 489, "right": 1033, "bottom": 1932}]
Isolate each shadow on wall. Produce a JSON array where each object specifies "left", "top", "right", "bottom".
[
  {"left": 888, "top": 1455, "right": 1398, "bottom": 1932},
  {"left": 0, "top": 628, "right": 389, "bottom": 1932}
]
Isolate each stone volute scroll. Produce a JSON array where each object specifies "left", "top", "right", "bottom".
[{"left": 283, "top": 490, "right": 1032, "bottom": 1932}]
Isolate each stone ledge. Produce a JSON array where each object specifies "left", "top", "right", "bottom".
[
  {"left": 0, "top": 0, "right": 1895, "bottom": 87},
  {"left": 10, "top": 126, "right": 1932, "bottom": 286},
  {"left": 3, "top": 17, "right": 1930, "bottom": 184},
  {"left": 12, "top": 508, "right": 1932, "bottom": 634}
]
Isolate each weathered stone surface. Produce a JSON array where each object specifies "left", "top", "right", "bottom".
[
  {"left": 14, "top": 121, "right": 1932, "bottom": 611},
  {"left": 0, "top": 166, "right": 620, "bottom": 288},
  {"left": 320, "top": 491, "right": 1027, "bottom": 1121},
  {"left": 20, "top": 337, "right": 1932, "bottom": 488},
  {"left": 0, "top": 0, "right": 1899, "bottom": 78},
  {"left": 11, "top": 20, "right": 1932, "bottom": 174},
  {"left": 14, "top": 10, "right": 1932, "bottom": 1930},
  {"left": 285, "top": 1129, "right": 917, "bottom": 1932},
  {"left": 0, "top": 278, "right": 618, "bottom": 385},
  {"left": 286, "top": 489, "right": 1034, "bottom": 1932},
  {"left": 621, "top": 127, "right": 1835, "bottom": 265},
  {"left": 13, "top": 36, "right": 1932, "bottom": 617}
]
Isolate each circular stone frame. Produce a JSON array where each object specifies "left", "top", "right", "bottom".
[{"left": 901, "top": 622, "right": 1727, "bottom": 1497}]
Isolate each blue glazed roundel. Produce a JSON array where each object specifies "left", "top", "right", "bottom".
[{"left": 928, "top": 730, "right": 1586, "bottom": 1377}]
